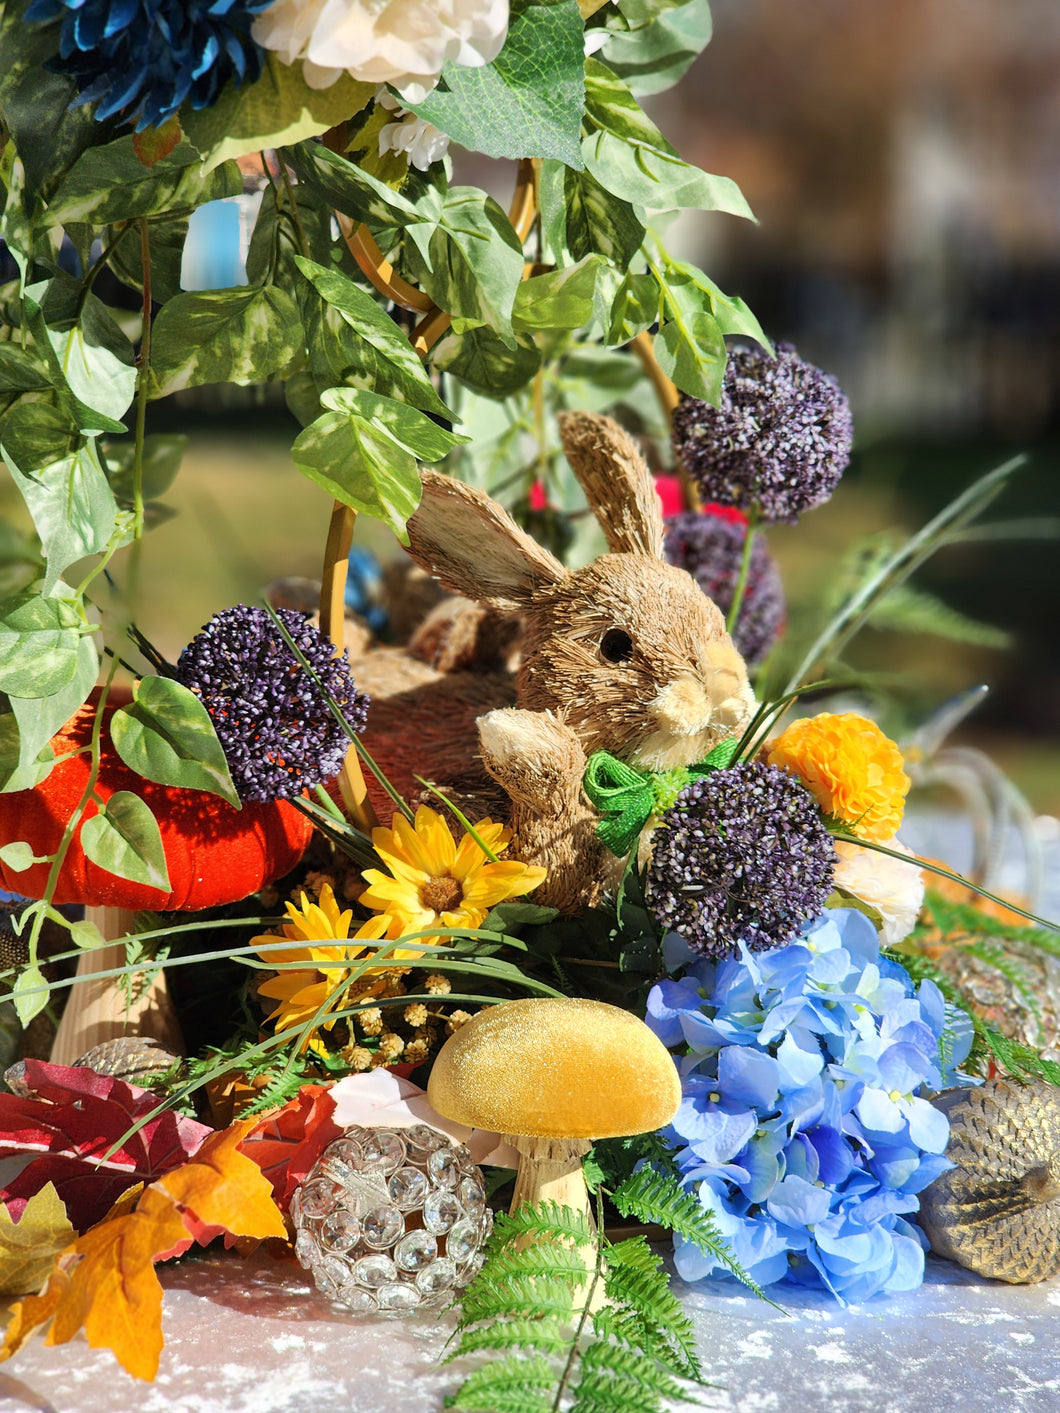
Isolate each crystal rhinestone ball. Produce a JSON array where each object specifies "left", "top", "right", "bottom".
[{"left": 291, "top": 1124, "right": 492, "bottom": 1315}]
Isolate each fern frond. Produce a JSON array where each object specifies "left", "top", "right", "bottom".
[
  {"left": 446, "top": 1353, "right": 557, "bottom": 1413},
  {"left": 468, "top": 1241, "right": 596, "bottom": 1286},
  {"left": 612, "top": 1166, "right": 776, "bottom": 1304},
  {"left": 593, "top": 1284, "right": 701, "bottom": 1383},
  {"left": 865, "top": 584, "right": 1010, "bottom": 648},
  {"left": 457, "top": 1275, "right": 579, "bottom": 1328},
  {"left": 975, "top": 1026, "right": 1060, "bottom": 1088},
  {"left": 916, "top": 891, "right": 1060, "bottom": 958},
  {"left": 492, "top": 1202, "right": 595, "bottom": 1247},
  {"left": 892, "top": 946, "right": 1060, "bottom": 1086},
  {"left": 575, "top": 1340, "right": 686, "bottom": 1413},
  {"left": 451, "top": 1317, "right": 576, "bottom": 1360}
]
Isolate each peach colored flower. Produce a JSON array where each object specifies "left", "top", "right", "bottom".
[
  {"left": 833, "top": 837, "right": 925, "bottom": 946},
  {"left": 766, "top": 712, "right": 910, "bottom": 842}
]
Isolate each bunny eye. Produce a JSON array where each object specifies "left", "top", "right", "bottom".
[{"left": 600, "top": 628, "right": 634, "bottom": 663}]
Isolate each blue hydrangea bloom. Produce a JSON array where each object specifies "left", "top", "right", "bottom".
[
  {"left": 26, "top": 0, "right": 271, "bottom": 130},
  {"left": 646, "top": 908, "right": 975, "bottom": 1304}
]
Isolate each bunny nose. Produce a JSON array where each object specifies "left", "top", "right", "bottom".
[{"left": 653, "top": 676, "right": 712, "bottom": 735}]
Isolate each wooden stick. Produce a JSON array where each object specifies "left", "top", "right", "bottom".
[
  {"left": 630, "top": 330, "right": 701, "bottom": 511},
  {"left": 319, "top": 502, "right": 377, "bottom": 832},
  {"left": 338, "top": 217, "right": 434, "bottom": 314},
  {"left": 50, "top": 906, "right": 183, "bottom": 1065}
]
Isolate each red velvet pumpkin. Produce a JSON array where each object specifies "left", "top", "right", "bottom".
[{"left": 0, "top": 699, "right": 313, "bottom": 910}]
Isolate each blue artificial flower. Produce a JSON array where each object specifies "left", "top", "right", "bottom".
[
  {"left": 647, "top": 908, "right": 976, "bottom": 1305},
  {"left": 26, "top": 0, "right": 272, "bottom": 130}
]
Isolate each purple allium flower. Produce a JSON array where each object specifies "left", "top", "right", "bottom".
[
  {"left": 671, "top": 342, "right": 854, "bottom": 524},
  {"left": 26, "top": 0, "right": 270, "bottom": 131},
  {"left": 646, "top": 762, "right": 835, "bottom": 957},
  {"left": 645, "top": 909, "right": 974, "bottom": 1303},
  {"left": 175, "top": 605, "right": 369, "bottom": 804},
  {"left": 663, "top": 509, "right": 786, "bottom": 665}
]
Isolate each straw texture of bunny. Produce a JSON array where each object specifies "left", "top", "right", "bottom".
[{"left": 355, "top": 412, "right": 756, "bottom": 913}]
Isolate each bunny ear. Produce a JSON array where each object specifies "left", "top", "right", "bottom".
[
  {"left": 558, "top": 411, "right": 665, "bottom": 560},
  {"left": 405, "top": 470, "right": 566, "bottom": 611}
]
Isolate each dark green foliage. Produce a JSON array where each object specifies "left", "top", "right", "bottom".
[
  {"left": 913, "top": 890, "right": 1060, "bottom": 959},
  {"left": 446, "top": 1199, "right": 708, "bottom": 1413},
  {"left": 612, "top": 1166, "right": 777, "bottom": 1305},
  {"left": 889, "top": 941, "right": 1060, "bottom": 1088}
]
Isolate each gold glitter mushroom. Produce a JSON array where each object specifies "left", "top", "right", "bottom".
[
  {"left": 919, "top": 1078, "right": 1060, "bottom": 1283},
  {"left": 427, "top": 997, "right": 681, "bottom": 1220}
]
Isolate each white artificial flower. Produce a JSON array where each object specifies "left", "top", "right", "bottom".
[
  {"left": 379, "top": 111, "right": 450, "bottom": 170},
  {"left": 833, "top": 837, "right": 925, "bottom": 947},
  {"left": 253, "top": 0, "right": 510, "bottom": 101}
]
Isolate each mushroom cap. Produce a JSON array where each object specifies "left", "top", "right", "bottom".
[
  {"left": 0, "top": 700, "right": 313, "bottom": 911},
  {"left": 427, "top": 997, "right": 681, "bottom": 1140}
]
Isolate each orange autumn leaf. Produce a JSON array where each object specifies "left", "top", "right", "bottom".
[
  {"left": 1, "top": 1118, "right": 288, "bottom": 1382},
  {"left": 156, "top": 1119, "right": 289, "bottom": 1248},
  {"left": 52, "top": 1196, "right": 188, "bottom": 1379}
]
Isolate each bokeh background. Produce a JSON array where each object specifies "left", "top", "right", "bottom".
[{"left": 4, "top": 0, "right": 1057, "bottom": 813}]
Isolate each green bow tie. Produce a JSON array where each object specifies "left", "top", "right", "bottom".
[{"left": 582, "top": 737, "right": 741, "bottom": 857}]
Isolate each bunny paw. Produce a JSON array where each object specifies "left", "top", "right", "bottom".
[{"left": 477, "top": 708, "right": 586, "bottom": 813}]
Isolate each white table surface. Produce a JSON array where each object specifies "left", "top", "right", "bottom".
[{"left": 1, "top": 1246, "right": 1058, "bottom": 1413}]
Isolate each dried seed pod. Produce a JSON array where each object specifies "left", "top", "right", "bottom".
[
  {"left": 4, "top": 1036, "right": 180, "bottom": 1097},
  {"left": 74, "top": 1036, "right": 181, "bottom": 1086},
  {"left": 920, "top": 1079, "right": 1060, "bottom": 1283}
]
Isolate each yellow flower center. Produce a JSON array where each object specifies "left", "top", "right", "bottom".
[{"left": 420, "top": 874, "right": 464, "bottom": 913}]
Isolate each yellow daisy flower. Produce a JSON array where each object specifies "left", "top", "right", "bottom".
[
  {"left": 251, "top": 884, "right": 390, "bottom": 1047},
  {"left": 359, "top": 805, "right": 547, "bottom": 943},
  {"left": 766, "top": 711, "right": 910, "bottom": 842}
]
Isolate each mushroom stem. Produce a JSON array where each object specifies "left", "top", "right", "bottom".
[
  {"left": 507, "top": 1135, "right": 593, "bottom": 1220},
  {"left": 50, "top": 906, "right": 183, "bottom": 1066}
]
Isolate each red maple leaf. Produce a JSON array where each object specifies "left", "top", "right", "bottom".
[
  {"left": 238, "top": 1084, "right": 340, "bottom": 1212},
  {"left": 0, "top": 1061, "right": 212, "bottom": 1232}
]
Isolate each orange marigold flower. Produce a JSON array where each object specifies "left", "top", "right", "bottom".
[{"left": 765, "top": 712, "right": 910, "bottom": 842}]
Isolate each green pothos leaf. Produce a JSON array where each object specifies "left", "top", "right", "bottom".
[
  {"left": 69, "top": 919, "right": 105, "bottom": 950},
  {"left": 0, "top": 0, "right": 105, "bottom": 202},
  {"left": 44, "top": 138, "right": 241, "bottom": 227},
  {"left": 181, "top": 55, "right": 374, "bottom": 173},
  {"left": 0, "top": 345, "right": 51, "bottom": 393},
  {"left": 293, "top": 255, "right": 452, "bottom": 417},
  {"left": 104, "top": 433, "right": 187, "bottom": 506},
  {"left": 291, "top": 389, "right": 448, "bottom": 544},
  {"left": 283, "top": 140, "right": 420, "bottom": 230},
  {"left": 147, "top": 286, "right": 302, "bottom": 397},
  {"left": 0, "top": 841, "right": 47, "bottom": 872},
  {"left": 12, "top": 966, "right": 49, "bottom": 1027},
  {"left": 79, "top": 791, "right": 171, "bottom": 893},
  {"left": 110, "top": 676, "right": 241, "bottom": 808},
  {"left": 513, "top": 255, "right": 608, "bottom": 331},
  {"left": 21, "top": 298, "right": 129, "bottom": 437},
  {"left": 582, "top": 59, "right": 754, "bottom": 219},
  {"left": 0, "top": 591, "right": 83, "bottom": 698},
  {"left": 403, "top": 188, "right": 525, "bottom": 344},
  {"left": 3, "top": 442, "right": 123, "bottom": 594},
  {"left": 431, "top": 326, "right": 542, "bottom": 399},
  {"left": 0, "top": 401, "right": 80, "bottom": 477},
  {"left": 552, "top": 163, "right": 645, "bottom": 269},
  {"left": 7, "top": 630, "right": 97, "bottom": 782},
  {"left": 652, "top": 308, "right": 726, "bottom": 404},
  {"left": 601, "top": 0, "right": 713, "bottom": 96}
]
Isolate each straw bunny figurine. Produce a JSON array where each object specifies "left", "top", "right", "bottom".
[{"left": 355, "top": 411, "right": 755, "bottom": 913}]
